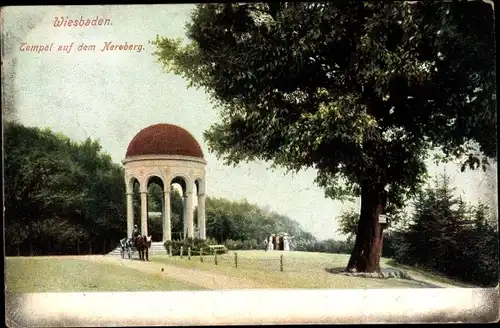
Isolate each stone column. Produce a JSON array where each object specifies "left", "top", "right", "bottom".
[
  {"left": 182, "top": 194, "right": 188, "bottom": 239},
  {"left": 163, "top": 189, "right": 171, "bottom": 242},
  {"left": 140, "top": 191, "right": 148, "bottom": 236},
  {"left": 198, "top": 193, "right": 206, "bottom": 240},
  {"left": 126, "top": 192, "right": 134, "bottom": 239},
  {"left": 187, "top": 191, "right": 194, "bottom": 238}
]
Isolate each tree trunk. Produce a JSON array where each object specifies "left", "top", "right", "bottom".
[{"left": 346, "top": 181, "right": 386, "bottom": 273}]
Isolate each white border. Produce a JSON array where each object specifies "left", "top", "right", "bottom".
[{"left": 5, "top": 288, "right": 500, "bottom": 326}]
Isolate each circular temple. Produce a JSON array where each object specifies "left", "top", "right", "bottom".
[{"left": 126, "top": 123, "right": 204, "bottom": 158}]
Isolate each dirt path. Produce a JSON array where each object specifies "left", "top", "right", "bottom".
[
  {"left": 44, "top": 255, "right": 463, "bottom": 289},
  {"left": 74, "top": 255, "right": 269, "bottom": 290}
]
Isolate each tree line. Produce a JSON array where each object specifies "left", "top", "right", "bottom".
[
  {"left": 142, "top": 184, "right": 317, "bottom": 245},
  {"left": 4, "top": 122, "right": 315, "bottom": 256},
  {"left": 338, "top": 173, "right": 498, "bottom": 287},
  {"left": 4, "top": 122, "right": 126, "bottom": 255}
]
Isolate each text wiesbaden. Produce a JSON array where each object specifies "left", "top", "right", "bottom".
[{"left": 53, "top": 16, "right": 112, "bottom": 27}]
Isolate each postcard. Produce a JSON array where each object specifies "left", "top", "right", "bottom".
[{"left": 2, "top": 2, "right": 498, "bottom": 326}]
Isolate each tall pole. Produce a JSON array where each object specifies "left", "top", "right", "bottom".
[
  {"left": 198, "top": 193, "right": 206, "bottom": 240},
  {"left": 126, "top": 192, "right": 134, "bottom": 239},
  {"left": 187, "top": 191, "right": 194, "bottom": 238},
  {"left": 163, "top": 189, "right": 171, "bottom": 242},
  {"left": 182, "top": 194, "right": 188, "bottom": 239},
  {"left": 140, "top": 191, "right": 148, "bottom": 236}
]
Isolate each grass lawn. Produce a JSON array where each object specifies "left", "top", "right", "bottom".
[
  {"left": 151, "top": 250, "right": 433, "bottom": 289},
  {"left": 5, "top": 256, "right": 206, "bottom": 293},
  {"left": 5, "top": 252, "right": 470, "bottom": 293}
]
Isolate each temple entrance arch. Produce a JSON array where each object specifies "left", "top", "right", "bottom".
[
  {"left": 126, "top": 177, "right": 142, "bottom": 238},
  {"left": 170, "top": 175, "right": 190, "bottom": 240},
  {"left": 123, "top": 123, "right": 207, "bottom": 241},
  {"left": 146, "top": 175, "right": 164, "bottom": 242}
]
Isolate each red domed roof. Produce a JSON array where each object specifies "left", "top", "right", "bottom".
[{"left": 126, "top": 123, "right": 204, "bottom": 158}]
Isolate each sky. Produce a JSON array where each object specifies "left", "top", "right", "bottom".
[{"left": 3, "top": 5, "right": 497, "bottom": 240}]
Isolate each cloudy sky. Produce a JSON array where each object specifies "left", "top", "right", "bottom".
[{"left": 3, "top": 5, "right": 496, "bottom": 240}]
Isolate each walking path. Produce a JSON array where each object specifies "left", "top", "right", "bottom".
[
  {"left": 76, "top": 255, "right": 269, "bottom": 290},
  {"left": 72, "top": 255, "right": 463, "bottom": 289}
]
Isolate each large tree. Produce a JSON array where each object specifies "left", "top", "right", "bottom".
[{"left": 152, "top": 1, "right": 496, "bottom": 272}]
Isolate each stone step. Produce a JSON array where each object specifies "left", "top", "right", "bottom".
[{"left": 106, "top": 242, "right": 169, "bottom": 257}]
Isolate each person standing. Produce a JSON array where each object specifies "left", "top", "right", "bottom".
[
  {"left": 132, "top": 224, "right": 140, "bottom": 246},
  {"left": 133, "top": 224, "right": 140, "bottom": 237},
  {"left": 283, "top": 233, "right": 294, "bottom": 251}
]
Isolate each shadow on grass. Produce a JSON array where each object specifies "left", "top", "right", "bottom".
[
  {"left": 324, "top": 267, "right": 346, "bottom": 274},
  {"left": 323, "top": 267, "right": 442, "bottom": 288}
]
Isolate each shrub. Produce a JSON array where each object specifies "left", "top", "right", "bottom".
[
  {"left": 292, "top": 239, "right": 353, "bottom": 254},
  {"left": 225, "top": 238, "right": 262, "bottom": 250},
  {"left": 163, "top": 238, "right": 225, "bottom": 256}
]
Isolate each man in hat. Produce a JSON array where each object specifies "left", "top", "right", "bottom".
[
  {"left": 131, "top": 224, "right": 141, "bottom": 246},
  {"left": 133, "top": 224, "right": 140, "bottom": 238}
]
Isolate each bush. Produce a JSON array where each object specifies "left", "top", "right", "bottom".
[
  {"left": 225, "top": 238, "right": 262, "bottom": 250},
  {"left": 381, "top": 231, "right": 401, "bottom": 259},
  {"left": 293, "top": 239, "right": 354, "bottom": 254},
  {"left": 163, "top": 238, "right": 226, "bottom": 256}
]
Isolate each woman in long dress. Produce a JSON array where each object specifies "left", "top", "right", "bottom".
[
  {"left": 268, "top": 235, "right": 274, "bottom": 251},
  {"left": 283, "top": 233, "right": 294, "bottom": 251}
]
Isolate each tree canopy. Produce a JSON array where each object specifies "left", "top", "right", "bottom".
[
  {"left": 152, "top": 1, "right": 496, "bottom": 272},
  {"left": 4, "top": 122, "right": 126, "bottom": 255}
]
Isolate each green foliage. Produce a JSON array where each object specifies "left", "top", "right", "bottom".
[
  {"left": 153, "top": 1, "right": 495, "bottom": 221},
  {"left": 225, "top": 238, "right": 261, "bottom": 250},
  {"left": 205, "top": 196, "right": 315, "bottom": 244},
  {"left": 386, "top": 173, "right": 499, "bottom": 287},
  {"left": 294, "top": 239, "right": 354, "bottom": 255},
  {"left": 147, "top": 183, "right": 163, "bottom": 212},
  {"left": 4, "top": 122, "right": 126, "bottom": 255},
  {"left": 336, "top": 209, "right": 359, "bottom": 243},
  {"left": 148, "top": 216, "right": 163, "bottom": 242},
  {"left": 163, "top": 238, "right": 223, "bottom": 256}
]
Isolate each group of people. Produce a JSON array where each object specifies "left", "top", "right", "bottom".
[{"left": 264, "top": 233, "right": 294, "bottom": 251}]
